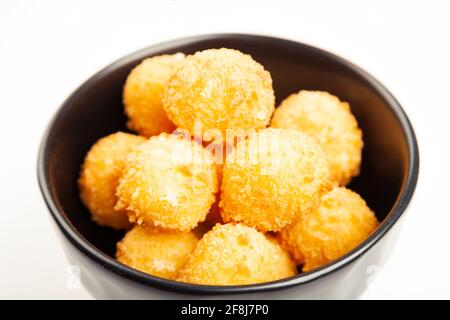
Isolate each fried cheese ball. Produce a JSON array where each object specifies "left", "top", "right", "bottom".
[
  {"left": 163, "top": 48, "right": 275, "bottom": 137},
  {"left": 279, "top": 187, "right": 378, "bottom": 272},
  {"left": 115, "top": 133, "right": 218, "bottom": 231},
  {"left": 79, "top": 132, "right": 146, "bottom": 229},
  {"left": 271, "top": 91, "right": 363, "bottom": 185},
  {"left": 116, "top": 226, "right": 198, "bottom": 280},
  {"left": 220, "top": 128, "right": 332, "bottom": 232},
  {"left": 177, "top": 223, "right": 296, "bottom": 285},
  {"left": 123, "top": 53, "right": 185, "bottom": 137}
]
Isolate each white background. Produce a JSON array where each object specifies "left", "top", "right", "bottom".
[{"left": 0, "top": 0, "right": 449, "bottom": 299}]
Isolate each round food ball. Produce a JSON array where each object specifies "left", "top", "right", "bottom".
[
  {"left": 271, "top": 90, "right": 363, "bottom": 185},
  {"left": 123, "top": 53, "right": 185, "bottom": 137},
  {"left": 79, "top": 132, "right": 146, "bottom": 229},
  {"left": 220, "top": 128, "right": 332, "bottom": 232},
  {"left": 116, "top": 226, "right": 198, "bottom": 280},
  {"left": 177, "top": 223, "right": 296, "bottom": 285},
  {"left": 115, "top": 133, "right": 218, "bottom": 231},
  {"left": 279, "top": 187, "right": 378, "bottom": 272},
  {"left": 163, "top": 48, "right": 275, "bottom": 137}
]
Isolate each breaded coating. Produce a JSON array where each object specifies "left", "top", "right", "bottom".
[
  {"left": 220, "top": 128, "right": 332, "bottom": 232},
  {"left": 271, "top": 90, "right": 363, "bottom": 185},
  {"left": 79, "top": 132, "right": 146, "bottom": 229},
  {"left": 123, "top": 53, "right": 184, "bottom": 137},
  {"left": 116, "top": 226, "right": 198, "bottom": 280},
  {"left": 115, "top": 133, "right": 218, "bottom": 231},
  {"left": 163, "top": 48, "right": 275, "bottom": 137},
  {"left": 279, "top": 187, "right": 378, "bottom": 272},
  {"left": 177, "top": 223, "right": 296, "bottom": 285}
]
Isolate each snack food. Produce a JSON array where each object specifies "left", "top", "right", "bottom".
[
  {"left": 220, "top": 128, "right": 332, "bottom": 232},
  {"left": 117, "top": 226, "right": 198, "bottom": 280},
  {"left": 123, "top": 53, "right": 184, "bottom": 137},
  {"left": 271, "top": 91, "right": 363, "bottom": 185},
  {"left": 79, "top": 132, "right": 146, "bottom": 229},
  {"left": 163, "top": 48, "right": 275, "bottom": 138},
  {"left": 76, "top": 46, "right": 378, "bottom": 287},
  {"left": 115, "top": 133, "right": 218, "bottom": 231},
  {"left": 279, "top": 187, "right": 378, "bottom": 272},
  {"left": 177, "top": 223, "right": 296, "bottom": 285}
]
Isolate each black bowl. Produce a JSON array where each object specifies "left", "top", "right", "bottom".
[{"left": 37, "top": 34, "right": 419, "bottom": 299}]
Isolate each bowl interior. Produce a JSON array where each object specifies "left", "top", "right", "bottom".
[{"left": 41, "top": 35, "right": 412, "bottom": 264}]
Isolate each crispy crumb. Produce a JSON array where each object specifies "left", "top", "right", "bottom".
[
  {"left": 271, "top": 91, "right": 363, "bottom": 185},
  {"left": 279, "top": 186, "right": 378, "bottom": 272},
  {"left": 123, "top": 53, "right": 185, "bottom": 137},
  {"left": 220, "top": 128, "right": 332, "bottom": 232},
  {"left": 78, "top": 132, "right": 146, "bottom": 229},
  {"left": 117, "top": 226, "right": 198, "bottom": 279},
  {"left": 163, "top": 48, "right": 275, "bottom": 137},
  {"left": 115, "top": 133, "right": 218, "bottom": 231},
  {"left": 177, "top": 223, "right": 296, "bottom": 285}
]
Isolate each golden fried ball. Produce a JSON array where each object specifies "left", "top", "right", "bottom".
[
  {"left": 220, "top": 128, "right": 332, "bottom": 232},
  {"left": 279, "top": 187, "right": 378, "bottom": 272},
  {"left": 163, "top": 48, "right": 275, "bottom": 137},
  {"left": 116, "top": 226, "right": 198, "bottom": 280},
  {"left": 123, "top": 53, "right": 185, "bottom": 137},
  {"left": 78, "top": 132, "right": 146, "bottom": 230},
  {"left": 177, "top": 223, "right": 296, "bottom": 285},
  {"left": 115, "top": 133, "right": 218, "bottom": 232},
  {"left": 271, "top": 91, "right": 363, "bottom": 185}
]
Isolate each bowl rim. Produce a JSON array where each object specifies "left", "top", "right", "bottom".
[{"left": 37, "top": 33, "right": 419, "bottom": 295}]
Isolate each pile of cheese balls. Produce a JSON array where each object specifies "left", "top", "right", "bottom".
[{"left": 78, "top": 48, "right": 378, "bottom": 285}]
